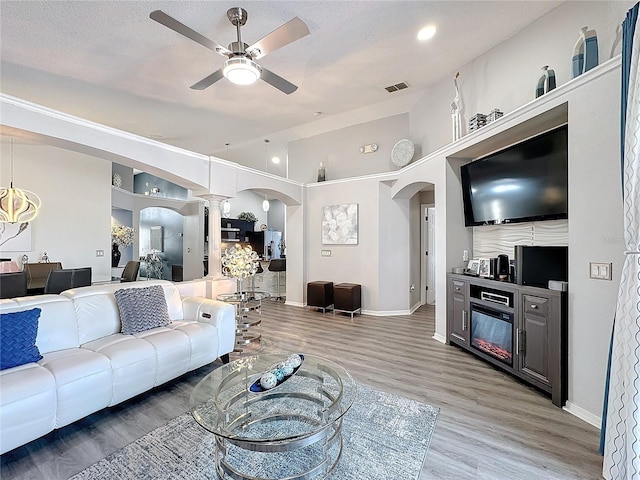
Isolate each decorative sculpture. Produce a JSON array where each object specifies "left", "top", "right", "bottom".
[{"left": 451, "top": 72, "right": 462, "bottom": 141}]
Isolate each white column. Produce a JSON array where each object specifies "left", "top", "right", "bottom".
[{"left": 201, "top": 195, "right": 226, "bottom": 279}]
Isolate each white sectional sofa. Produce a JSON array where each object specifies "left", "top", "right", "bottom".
[{"left": 0, "top": 279, "right": 235, "bottom": 454}]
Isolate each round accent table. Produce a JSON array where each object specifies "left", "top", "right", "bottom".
[
  {"left": 217, "top": 291, "right": 269, "bottom": 354},
  {"left": 190, "top": 353, "right": 356, "bottom": 480}
]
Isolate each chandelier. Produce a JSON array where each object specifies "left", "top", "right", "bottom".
[{"left": 0, "top": 138, "right": 41, "bottom": 223}]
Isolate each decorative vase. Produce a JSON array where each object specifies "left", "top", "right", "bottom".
[
  {"left": 112, "top": 244, "right": 121, "bottom": 267},
  {"left": 536, "top": 66, "right": 556, "bottom": 98},
  {"left": 317, "top": 162, "right": 326, "bottom": 182},
  {"left": 572, "top": 26, "right": 598, "bottom": 78}
]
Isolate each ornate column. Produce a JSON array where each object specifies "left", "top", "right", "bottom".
[{"left": 200, "top": 194, "right": 227, "bottom": 279}]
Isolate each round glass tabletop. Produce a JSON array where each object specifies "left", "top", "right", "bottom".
[{"left": 190, "top": 353, "right": 356, "bottom": 447}]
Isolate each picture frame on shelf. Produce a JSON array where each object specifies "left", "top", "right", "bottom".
[
  {"left": 466, "top": 259, "right": 480, "bottom": 276},
  {"left": 478, "top": 258, "right": 492, "bottom": 278}
]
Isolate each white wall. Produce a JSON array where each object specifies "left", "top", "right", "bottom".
[
  {"left": 305, "top": 178, "right": 384, "bottom": 313},
  {"left": 378, "top": 182, "right": 412, "bottom": 313},
  {"left": 566, "top": 65, "right": 623, "bottom": 420},
  {"left": 0, "top": 142, "right": 112, "bottom": 282},
  {"left": 288, "top": 114, "right": 410, "bottom": 183},
  {"left": 410, "top": 1, "right": 631, "bottom": 156}
]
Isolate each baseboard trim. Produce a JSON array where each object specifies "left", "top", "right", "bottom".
[
  {"left": 410, "top": 302, "right": 422, "bottom": 313},
  {"left": 563, "top": 401, "right": 601, "bottom": 429},
  {"left": 284, "top": 301, "right": 304, "bottom": 308},
  {"left": 362, "top": 309, "right": 411, "bottom": 316},
  {"left": 432, "top": 333, "right": 447, "bottom": 344}
]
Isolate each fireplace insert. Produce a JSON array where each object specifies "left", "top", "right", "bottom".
[{"left": 470, "top": 303, "right": 513, "bottom": 366}]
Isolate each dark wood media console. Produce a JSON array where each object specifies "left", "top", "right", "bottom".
[{"left": 447, "top": 273, "right": 567, "bottom": 407}]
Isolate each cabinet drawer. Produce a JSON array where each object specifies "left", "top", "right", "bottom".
[
  {"left": 452, "top": 280, "right": 465, "bottom": 294},
  {"left": 523, "top": 295, "right": 548, "bottom": 316}
]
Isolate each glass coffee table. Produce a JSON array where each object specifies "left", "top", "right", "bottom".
[{"left": 190, "top": 353, "right": 357, "bottom": 480}]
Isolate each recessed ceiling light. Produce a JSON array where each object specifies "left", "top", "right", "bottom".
[
  {"left": 417, "top": 25, "right": 437, "bottom": 41},
  {"left": 271, "top": 156, "right": 281, "bottom": 164}
]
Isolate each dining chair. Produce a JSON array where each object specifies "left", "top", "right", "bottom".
[
  {"left": 25, "top": 262, "right": 63, "bottom": 293},
  {"left": 44, "top": 269, "right": 74, "bottom": 294},
  {"left": 0, "top": 272, "right": 28, "bottom": 299},
  {"left": 121, "top": 261, "right": 140, "bottom": 282},
  {"left": 71, "top": 267, "right": 92, "bottom": 288}
]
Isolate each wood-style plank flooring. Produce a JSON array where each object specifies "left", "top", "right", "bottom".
[{"left": 1, "top": 301, "right": 603, "bottom": 479}]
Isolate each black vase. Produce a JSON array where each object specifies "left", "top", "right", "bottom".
[{"left": 112, "top": 244, "right": 121, "bottom": 267}]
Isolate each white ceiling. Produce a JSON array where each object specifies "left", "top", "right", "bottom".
[{"left": 0, "top": 1, "right": 563, "bottom": 168}]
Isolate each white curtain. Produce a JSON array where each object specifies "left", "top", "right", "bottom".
[{"left": 602, "top": 5, "right": 640, "bottom": 478}]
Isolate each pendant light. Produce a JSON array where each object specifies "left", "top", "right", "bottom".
[
  {"left": 0, "top": 138, "right": 41, "bottom": 223},
  {"left": 263, "top": 139, "right": 270, "bottom": 212}
]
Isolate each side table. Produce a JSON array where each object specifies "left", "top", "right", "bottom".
[{"left": 217, "top": 291, "right": 269, "bottom": 354}]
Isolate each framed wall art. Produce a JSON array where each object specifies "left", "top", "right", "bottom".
[
  {"left": 322, "top": 203, "right": 358, "bottom": 245},
  {"left": 0, "top": 222, "right": 32, "bottom": 252}
]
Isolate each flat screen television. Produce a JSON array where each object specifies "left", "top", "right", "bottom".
[{"left": 460, "top": 126, "right": 568, "bottom": 226}]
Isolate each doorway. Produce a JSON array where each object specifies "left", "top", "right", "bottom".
[{"left": 421, "top": 204, "right": 435, "bottom": 305}]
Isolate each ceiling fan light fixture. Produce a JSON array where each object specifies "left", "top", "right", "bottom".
[{"left": 223, "top": 57, "right": 262, "bottom": 85}]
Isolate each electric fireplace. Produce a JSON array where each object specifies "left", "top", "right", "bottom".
[{"left": 470, "top": 303, "right": 513, "bottom": 366}]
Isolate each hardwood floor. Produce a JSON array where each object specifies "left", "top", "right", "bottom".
[{"left": 1, "top": 301, "right": 603, "bottom": 479}]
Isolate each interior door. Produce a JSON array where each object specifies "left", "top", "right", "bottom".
[{"left": 427, "top": 207, "right": 436, "bottom": 304}]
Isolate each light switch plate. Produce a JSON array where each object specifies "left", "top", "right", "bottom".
[
  {"left": 96, "top": 250, "right": 104, "bottom": 257},
  {"left": 589, "top": 262, "right": 612, "bottom": 280},
  {"left": 321, "top": 250, "right": 332, "bottom": 257}
]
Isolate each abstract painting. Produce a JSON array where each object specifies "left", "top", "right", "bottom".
[
  {"left": 0, "top": 222, "right": 32, "bottom": 252},
  {"left": 322, "top": 204, "right": 358, "bottom": 245}
]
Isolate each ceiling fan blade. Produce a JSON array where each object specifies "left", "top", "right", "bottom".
[
  {"left": 261, "top": 67, "right": 298, "bottom": 95},
  {"left": 246, "top": 17, "right": 310, "bottom": 60},
  {"left": 190, "top": 69, "right": 225, "bottom": 90},
  {"left": 150, "top": 10, "right": 231, "bottom": 57}
]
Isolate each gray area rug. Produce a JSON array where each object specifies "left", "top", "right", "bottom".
[{"left": 71, "top": 384, "right": 439, "bottom": 480}]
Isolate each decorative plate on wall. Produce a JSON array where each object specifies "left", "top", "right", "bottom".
[{"left": 391, "top": 139, "right": 415, "bottom": 167}]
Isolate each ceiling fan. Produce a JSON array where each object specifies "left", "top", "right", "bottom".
[{"left": 150, "top": 7, "right": 310, "bottom": 94}]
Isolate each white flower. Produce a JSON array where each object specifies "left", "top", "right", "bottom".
[{"left": 111, "top": 223, "right": 135, "bottom": 247}]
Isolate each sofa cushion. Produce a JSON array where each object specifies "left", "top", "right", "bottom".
[
  {"left": 115, "top": 285, "right": 171, "bottom": 334},
  {"left": 0, "top": 308, "right": 43, "bottom": 370},
  {"left": 39, "top": 349, "right": 112, "bottom": 428},
  {"left": 0, "top": 362, "right": 56, "bottom": 454},
  {"left": 12, "top": 295, "right": 80, "bottom": 353}
]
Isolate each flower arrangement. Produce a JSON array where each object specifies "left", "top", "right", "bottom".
[
  {"left": 111, "top": 223, "right": 135, "bottom": 247},
  {"left": 237, "top": 212, "right": 258, "bottom": 222}
]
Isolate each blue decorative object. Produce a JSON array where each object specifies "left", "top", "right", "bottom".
[
  {"left": 536, "top": 66, "right": 556, "bottom": 98},
  {"left": 572, "top": 26, "right": 599, "bottom": 78},
  {"left": 0, "top": 308, "right": 43, "bottom": 370},
  {"left": 250, "top": 354, "right": 305, "bottom": 393}
]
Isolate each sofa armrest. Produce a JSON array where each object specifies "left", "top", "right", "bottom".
[{"left": 182, "top": 297, "right": 235, "bottom": 356}]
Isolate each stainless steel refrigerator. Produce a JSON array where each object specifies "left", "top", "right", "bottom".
[{"left": 247, "top": 230, "right": 283, "bottom": 259}]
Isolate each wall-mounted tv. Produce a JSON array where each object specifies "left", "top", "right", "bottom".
[{"left": 460, "top": 125, "right": 568, "bottom": 227}]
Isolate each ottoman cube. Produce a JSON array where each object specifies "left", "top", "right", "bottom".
[
  {"left": 307, "top": 281, "right": 333, "bottom": 313},
  {"left": 334, "top": 283, "right": 362, "bottom": 319}
]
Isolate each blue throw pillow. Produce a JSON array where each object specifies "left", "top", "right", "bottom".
[{"left": 0, "top": 308, "right": 43, "bottom": 370}]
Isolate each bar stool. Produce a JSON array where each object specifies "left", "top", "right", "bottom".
[{"left": 268, "top": 259, "right": 286, "bottom": 301}]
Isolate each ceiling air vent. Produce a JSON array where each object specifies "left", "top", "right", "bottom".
[{"left": 384, "top": 82, "right": 410, "bottom": 93}]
